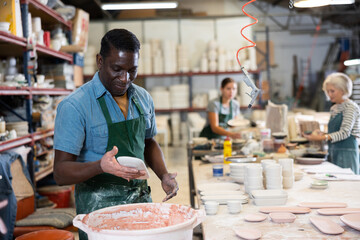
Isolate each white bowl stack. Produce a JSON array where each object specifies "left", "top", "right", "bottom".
[
  {"left": 150, "top": 87, "right": 170, "bottom": 110},
  {"left": 261, "top": 159, "right": 277, "bottom": 186},
  {"left": 264, "top": 164, "right": 283, "bottom": 189},
  {"left": 229, "top": 163, "right": 251, "bottom": 183},
  {"left": 278, "top": 158, "right": 295, "bottom": 189},
  {"left": 244, "top": 164, "right": 263, "bottom": 194}
]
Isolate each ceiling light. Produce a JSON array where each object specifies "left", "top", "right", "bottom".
[
  {"left": 330, "top": 0, "right": 355, "bottom": 5},
  {"left": 102, "top": 2, "right": 178, "bottom": 10},
  {"left": 294, "top": 0, "right": 330, "bottom": 8},
  {"left": 344, "top": 59, "right": 360, "bottom": 66}
]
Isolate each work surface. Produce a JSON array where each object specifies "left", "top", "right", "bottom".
[{"left": 193, "top": 160, "right": 360, "bottom": 240}]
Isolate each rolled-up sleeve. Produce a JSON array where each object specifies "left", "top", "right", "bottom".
[{"left": 54, "top": 100, "right": 86, "bottom": 155}]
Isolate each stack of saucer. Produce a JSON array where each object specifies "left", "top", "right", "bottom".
[
  {"left": 264, "top": 164, "right": 283, "bottom": 189},
  {"left": 244, "top": 164, "right": 263, "bottom": 194},
  {"left": 278, "top": 158, "right": 295, "bottom": 189}
]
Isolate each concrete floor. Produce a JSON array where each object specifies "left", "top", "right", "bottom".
[{"left": 73, "top": 146, "right": 201, "bottom": 240}]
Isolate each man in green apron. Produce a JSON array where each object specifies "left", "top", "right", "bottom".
[{"left": 53, "top": 29, "right": 179, "bottom": 240}]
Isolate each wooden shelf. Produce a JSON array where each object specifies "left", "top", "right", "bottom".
[
  {"left": 36, "top": 44, "right": 73, "bottom": 63},
  {"left": 138, "top": 70, "right": 260, "bottom": 78},
  {"left": 0, "top": 31, "right": 27, "bottom": 57},
  {"left": 36, "top": 148, "right": 53, "bottom": 158},
  {"left": 22, "top": 0, "right": 72, "bottom": 30},
  {"left": 35, "top": 160, "right": 53, "bottom": 182},
  {"left": 0, "top": 86, "right": 72, "bottom": 96}
]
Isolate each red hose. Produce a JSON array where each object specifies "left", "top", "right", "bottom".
[{"left": 236, "top": 0, "right": 258, "bottom": 67}]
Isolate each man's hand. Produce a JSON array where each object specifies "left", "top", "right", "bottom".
[
  {"left": 0, "top": 199, "right": 8, "bottom": 235},
  {"left": 100, "top": 146, "right": 146, "bottom": 181},
  {"left": 161, "top": 172, "right": 179, "bottom": 202}
]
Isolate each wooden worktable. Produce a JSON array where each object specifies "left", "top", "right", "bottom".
[{"left": 192, "top": 160, "right": 360, "bottom": 239}]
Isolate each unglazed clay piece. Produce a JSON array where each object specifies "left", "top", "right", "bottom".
[
  {"left": 234, "top": 228, "right": 262, "bottom": 240},
  {"left": 310, "top": 216, "right": 344, "bottom": 235},
  {"left": 259, "top": 206, "right": 311, "bottom": 214},
  {"left": 298, "top": 202, "right": 347, "bottom": 209},
  {"left": 269, "top": 212, "right": 296, "bottom": 223},
  {"left": 244, "top": 213, "right": 267, "bottom": 222},
  {"left": 340, "top": 213, "right": 360, "bottom": 231},
  {"left": 317, "top": 208, "right": 360, "bottom": 216}
]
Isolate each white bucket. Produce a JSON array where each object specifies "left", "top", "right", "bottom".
[{"left": 73, "top": 203, "right": 205, "bottom": 240}]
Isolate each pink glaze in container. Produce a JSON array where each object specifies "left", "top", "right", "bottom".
[{"left": 73, "top": 203, "right": 205, "bottom": 240}]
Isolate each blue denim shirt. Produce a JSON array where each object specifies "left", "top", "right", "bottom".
[{"left": 54, "top": 72, "right": 157, "bottom": 163}]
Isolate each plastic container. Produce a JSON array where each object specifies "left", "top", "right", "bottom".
[
  {"left": 73, "top": 203, "right": 205, "bottom": 240},
  {"left": 223, "top": 136, "right": 232, "bottom": 164},
  {"left": 37, "top": 185, "right": 72, "bottom": 208},
  {"left": 15, "top": 229, "right": 74, "bottom": 240}
]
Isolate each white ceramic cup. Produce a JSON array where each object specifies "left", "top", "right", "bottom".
[
  {"left": 204, "top": 201, "right": 219, "bottom": 215},
  {"left": 227, "top": 200, "right": 242, "bottom": 214}
]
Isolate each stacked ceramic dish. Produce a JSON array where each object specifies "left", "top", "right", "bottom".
[
  {"left": 169, "top": 84, "right": 189, "bottom": 109},
  {"left": 264, "top": 163, "right": 283, "bottom": 189},
  {"left": 244, "top": 164, "right": 264, "bottom": 194},
  {"left": 278, "top": 158, "right": 295, "bottom": 189},
  {"left": 229, "top": 163, "right": 251, "bottom": 183},
  {"left": 6, "top": 121, "right": 29, "bottom": 137},
  {"left": 198, "top": 182, "right": 248, "bottom": 205},
  {"left": 250, "top": 189, "right": 288, "bottom": 206}
]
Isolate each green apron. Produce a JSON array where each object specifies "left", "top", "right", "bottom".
[
  {"left": 75, "top": 94, "right": 152, "bottom": 240},
  {"left": 200, "top": 97, "right": 233, "bottom": 139},
  {"left": 327, "top": 112, "right": 359, "bottom": 174}
]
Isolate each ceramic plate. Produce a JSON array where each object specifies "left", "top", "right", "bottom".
[
  {"left": 200, "top": 190, "right": 245, "bottom": 196},
  {"left": 259, "top": 206, "right": 311, "bottom": 214},
  {"left": 340, "top": 213, "right": 360, "bottom": 231},
  {"left": 244, "top": 213, "right": 267, "bottom": 222},
  {"left": 298, "top": 202, "right": 347, "bottom": 209},
  {"left": 116, "top": 156, "right": 150, "bottom": 179},
  {"left": 227, "top": 119, "right": 250, "bottom": 128},
  {"left": 201, "top": 195, "right": 248, "bottom": 205},
  {"left": 234, "top": 228, "right": 262, "bottom": 240},
  {"left": 296, "top": 157, "right": 325, "bottom": 165},
  {"left": 197, "top": 182, "right": 241, "bottom": 192},
  {"left": 310, "top": 216, "right": 344, "bottom": 235},
  {"left": 269, "top": 212, "right": 296, "bottom": 223},
  {"left": 272, "top": 132, "right": 287, "bottom": 139},
  {"left": 317, "top": 208, "right": 360, "bottom": 216}
]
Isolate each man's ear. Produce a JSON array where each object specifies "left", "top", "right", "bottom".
[{"left": 96, "top": 54, "right": 103, "bottom": 70}]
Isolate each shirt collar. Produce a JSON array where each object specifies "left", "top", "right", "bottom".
[{"left": 93, "top": 71, "right": 136, "bottom": 99}]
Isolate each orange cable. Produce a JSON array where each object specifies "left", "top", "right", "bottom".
[{"left": 236, "top": 0, "right": 258, "bottom": 67}]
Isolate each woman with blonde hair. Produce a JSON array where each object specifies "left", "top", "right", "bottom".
[{"left": 304, "top": 72, "right": 360, "bottom": 174}]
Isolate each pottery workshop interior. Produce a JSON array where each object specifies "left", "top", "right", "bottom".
[{"left": 1, "top": 0, "right": 360, "bottom": 239}]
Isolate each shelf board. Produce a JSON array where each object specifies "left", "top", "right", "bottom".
[
  {"left": 0, "top": 86, "right": 72, "bottom": 96},
  {"left": 33, "top": 129, "right": 54, "bottom": 141},
  {"left": 35, "top": 161, "right": 54, "bottom": 182},
  {"left": 22, "top": 0, "right": 72, "bottom": 30},
  {"left": 36, "top": 44, "right": 73, "bottom": 63},
  {"left": 29, "top": 87, "right": 72, "bottom": 95},
  {"left": 0, "top": 31, "right": 27, "bottom": 57},
  {"left": 138, "top": 70, "right": 260, "bottom": 78},
  {"left": 36, "top": 148, "right": 53, "bottom": 158},
  {"left": 0, "top": 135, "right": 32, "bottom": 152}
]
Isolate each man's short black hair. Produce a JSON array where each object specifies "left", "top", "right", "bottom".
[{"left": 100, "top": 29, "right": 140, "bottom": 58}]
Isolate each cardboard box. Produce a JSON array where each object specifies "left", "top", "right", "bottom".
[
  {"left": 72, "top": 8, "right": 89, "bottom": 53},
  {"left": 73, "top": 65, "right": 84, "bottom": 87},
  {"left": 0, "top": 0, "right": 23, "bottom": 37},
  {"left": 256, "top": 41, "right": 275, "bottom": 71}
]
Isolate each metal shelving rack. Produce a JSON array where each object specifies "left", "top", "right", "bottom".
[{"left": 0, "top": 0, "right": 73, "bottom": 183}]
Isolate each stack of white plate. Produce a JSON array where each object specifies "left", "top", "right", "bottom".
[
  {"left": 6, "top": 121, "right": 29, "bottom": 137},
  {"left": 244, "top": 164, "right": 264, "bottom": 194},
  {"left": 150, "top": 87, "right": 170, "bottom": 110},
  {"left": 251, "top": 189, "right": 288, "bottom": 206},
  {"left": 199, "top": 189, "right": 248, "bottom": 205},
  {"left": 229, "top": 163, "right": 251, "bottom": 183},
  {"left": 169, "top": 84, "right": 189, "bottom": 109}
]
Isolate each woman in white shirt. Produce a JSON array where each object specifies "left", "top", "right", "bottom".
[{"left": 304, "top": 72, "right": 360, "bottom": 174}]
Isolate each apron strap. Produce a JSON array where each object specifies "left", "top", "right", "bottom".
[
  {"left": 98, "top": 96, "right": 113, "bottom": 125},
  {"left": 219, "top": 96, "right": 233, "bottom": 122}
]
